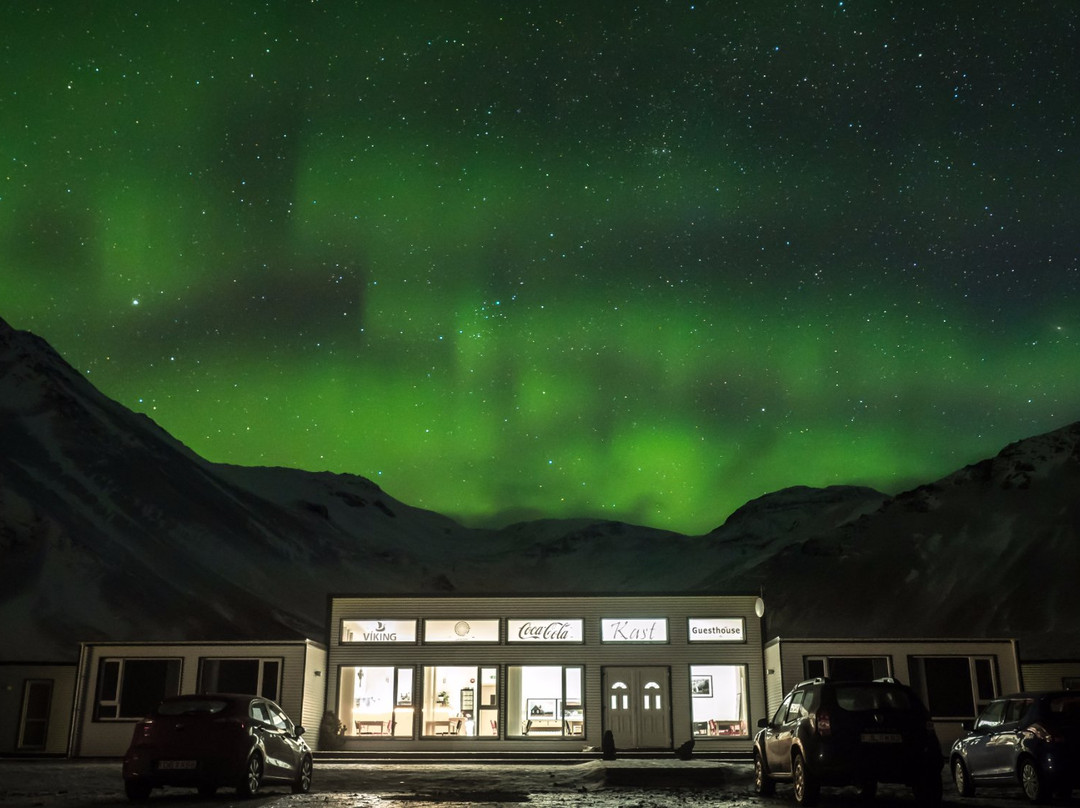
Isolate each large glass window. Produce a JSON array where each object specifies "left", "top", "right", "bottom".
[
  {"left": 198, "top": 658, "right": 281, "bottom": 701},
  {"left": 95, "top": 658, "right": 181, "bottom": 720},
  {"left": 421, "top": 666, "right": 498, "bottom": 737},
  {"left": 338, "top": 666, "right": 415, "bottom": 737},
  {"left": 690, "top": 664, "right": 748, "bottom": 737},
  {"left": 803, "top": 656, "right": 890, "bottom": 681},
  {"left": 909, "top": 656, "right": 998, "bottom": 718},
  {"left": 508, "top": 666, "right": 584, "bottom": 738}
]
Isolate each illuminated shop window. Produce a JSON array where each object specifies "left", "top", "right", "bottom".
[
  {"left": 689, "top": 665, "right": 748, "bottom": 737},
  {"left": 508, "top": 666, "right": 584, "bottom": 738},
  {"left": 423, "top": 620, "right": 500, "bottom": 643},
  {"left": 338, "top": 666, "right": 415, "bottom": 737},
  {"left": 421, "top": 666, "right": 498, "bottom": 737},
  {"left": 340, "top": 619, "right": 417, "bottom": 643}
]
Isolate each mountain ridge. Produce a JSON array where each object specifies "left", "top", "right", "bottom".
[{"left": 2, "top": 316, "right": 1077, "bottom": 661}]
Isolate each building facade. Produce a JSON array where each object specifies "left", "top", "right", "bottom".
[
  {"left": 326, "top": 593, "right": 766, "bottom": 754},
  {"left": 0, "top": 662, "right": 77, "bottom": 756},
  {"left": 71, "top": 640, "right": 326, "bottom": 757},
  {"left": 763, "top": 637, "right": 1022, "bottom": 749}
]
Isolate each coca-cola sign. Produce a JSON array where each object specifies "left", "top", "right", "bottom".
[{"left": 508, "top": 619, "right": 584, "bottom": 643}]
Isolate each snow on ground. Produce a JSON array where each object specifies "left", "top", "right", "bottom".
[{"left": 0, "top": 759, "right": 1061, "bottom": 808}]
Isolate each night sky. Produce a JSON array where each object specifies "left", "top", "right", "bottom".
[{"left": 2, "top": 2, "right": 1078, "bottom": 534}]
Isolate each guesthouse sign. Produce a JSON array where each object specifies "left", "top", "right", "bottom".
[{"left": 688, "top": 617, "right": 745, "bottom": 642}]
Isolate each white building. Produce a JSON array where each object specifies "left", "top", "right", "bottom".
[
  {"left": 326, "top": 593, "right": 767, "bottom": 754},
  {"left": 0, "top": 662, "right": 77, "bottom": 756},
  {"left": 70, "top": 639, "right": 326, "bottom": 757},
  {"left": 763, "top": 637, "right": 1022, "bottom": 749}
]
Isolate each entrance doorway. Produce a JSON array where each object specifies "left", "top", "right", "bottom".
[{"left": 603, "top": 666, "right": 671, "bottom": 750}]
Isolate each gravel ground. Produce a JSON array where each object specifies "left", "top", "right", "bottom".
[{"left": 0, "top": 758, "right": 1069, "bottom": 808}]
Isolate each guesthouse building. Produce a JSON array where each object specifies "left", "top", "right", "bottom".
[{"left": 325, "top": 593, "right": 766, "bottom": 754}]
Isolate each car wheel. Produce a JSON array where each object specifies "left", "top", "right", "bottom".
[
  {"left": 124, "top": 781, "right": 151, "bottom": 802},
  {"left": 792, "top": 752, "right": 820, "bottom": 806},
  {"left": 753, "top": 751, "right": 775, "bottom": 796},
  {"left": 1020, "top": 758, "right": 1049, "bottom": 804},
  {"left": 292, "top": 755, "right": 313, "bottom": 794},
  {"left": 197, "top": 784, "right": 218, "bottom": 797},
  {"left": 953, "top": 758, "right": 975, "bottom": 797},
  {"left": 237, "top": 753, "right": 263, "bottom": 797},
  {"left": 913, "top": 770, "right": 943, "bottom": 807}
]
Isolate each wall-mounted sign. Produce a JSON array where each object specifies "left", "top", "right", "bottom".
[
  {"left": 688, "top": 617, "right": 745, "bottom": 642},
  {"left": 424, "top": 619, "right": 500, "bottom": 643},
  {"left": 341, "top": 619, "right": 417, "bottom": 643},
  {"left": 507, "top": 619, "right": 584, "bottom": 643},
  {"left": 601, "top": 618, "right": 668, "bottom": 643}
]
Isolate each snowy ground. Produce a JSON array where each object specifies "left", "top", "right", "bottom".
[{"left": 0, "top": 759, "right": 1068, "bottom": 808}]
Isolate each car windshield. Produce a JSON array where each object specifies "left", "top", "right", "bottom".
[
  {"left": 156, "top": 699, "right": 231, "bottom": 716},
  {"left": 834, "top": 685, "right": 916, "bottom": 712},
  {"left": 1048, "top": 694, "right": 1080, "bottom": 722}
]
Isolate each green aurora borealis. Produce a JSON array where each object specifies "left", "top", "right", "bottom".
[{"left": 2, "top": 2, "right": 1078, "bottom": 533}]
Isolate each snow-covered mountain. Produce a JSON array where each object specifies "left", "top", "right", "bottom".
[{"left": 2, "top": 317, "right": 1077, "bottom": 661}]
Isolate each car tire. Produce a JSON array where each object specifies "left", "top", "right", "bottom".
[
  {"left": 292, "top": 755, "right": 313, "bottom": 794},
  {"left": 857, "top": 779, "right": 877, "bottom": 800},
  {"left": 792, "top": 752, "right": 820, "bottom": 806},
  {"left": 953, "top": 758, "right": 975, "bottom": 797},
  {"left": 753, "top": 751, "right": 775, "bottom": 796},
  {"left": 1020, "top": 757, "right": 1050, "bottom": 804},
  {"left": 124, "top": 781, "right": 151, "bottom": 802},
  {"left": 913, "top": 770, "right": 943, "bottom": 807},
  {"left": 238, "top": 753, "right": 263, "bottom": 797}
]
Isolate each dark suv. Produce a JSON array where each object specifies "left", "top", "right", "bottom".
[{"left": 753, "top": 677, "right": 944, "bottom": 805}]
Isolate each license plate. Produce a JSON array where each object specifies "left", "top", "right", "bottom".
[
  {"left": 158, "top": 760, "right": 197, "bottom": 770},
  {"left": 861, "top": 732, "right": 902, "bottom": 743}
]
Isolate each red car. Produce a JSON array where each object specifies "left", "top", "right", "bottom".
[{"left": 122, "top": 694, "right": 313, "bottom": 800}]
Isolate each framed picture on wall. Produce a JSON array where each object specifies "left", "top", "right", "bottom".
[
  {"left": 526, "top": 698, "right": 557, "bottom": 718},
  {"left": 691, "top": 675, "right": 713, "bottom": 697}
]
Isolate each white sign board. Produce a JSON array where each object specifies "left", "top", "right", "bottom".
[
  {"left": 507, "top": 619, "right": 584, "bottom": 643},
  {"left": 341, "top": 619, "right": 417, "bottom": 643},
  {"left": 688, "top": 617, "right": 745, "bottom": 642},
  {"left": 601, "top": 618, "right": 668, "bottom": 643},
  {"left": 423, "top": 619, "right": 500, "bottom": 643}
]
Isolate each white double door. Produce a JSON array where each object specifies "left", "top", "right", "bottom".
[{"left": 603, "top": 666, "right": 671, "bottom": 750}]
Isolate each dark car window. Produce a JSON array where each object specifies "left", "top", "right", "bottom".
[
  {"left": 250, "top": 701, "right": 272, "bottom": 725},
  {"left": 834, "top": 684, "right": 916, "bottom": 712},
  {"left": 974, "top": 699, "right": 1008, "bottom": 730},
  {"left": 267, "top": 703, "right": 292, "bottom": 731},
  {"left": 1049, "top": 694, "right": 1080, "bottom": 720},
  {"left": 1005, "top": 698, "right": 1032, "bottom": 723},
  {"left": 157, "top": 699, "right": 229, "bottom": 716},
  {"left": 772, "top": 693, "right": 794, "bottom": 726},
  {"left": 785, "top": 690, "right": 809, "bottom": 723}
]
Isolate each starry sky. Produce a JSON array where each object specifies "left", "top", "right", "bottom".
[{"left": 2, "top": 2, "right": 1078, "bottom": 534}]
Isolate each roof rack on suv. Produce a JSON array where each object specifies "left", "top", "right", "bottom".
[{"left": 795, "top": 677, "right": 829, "bottom": 687}]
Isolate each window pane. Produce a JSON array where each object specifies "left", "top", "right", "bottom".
[
  {"left": 423, "top": 666, "right": 486, "bottom": 737},
  {"left": 829, "top": 657, "right": 882, "bottom": 681},
  {"left": 690, "top": 665, "right": 748, "bottom": 736},
  {"left": 261, "top": 661, "right": 280, "bottom": 701},
  {"left": 920, "top": 658, "right": 975, "bottom": 717},
  {"left": 339, "top": 666, "right": 403, "bottom": 737},
  {"left": 974, "top": 658, "right": 996, "bottom": 701},
  {"left": 119, "top": 660, "right": 181, "bottom": 719}
]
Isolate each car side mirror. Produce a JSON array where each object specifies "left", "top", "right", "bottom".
[
  {"left": 294, "top": 725, "right": 306, "bottom": 737},
  {"left": 961, "top": 720, "right": 974, "bottom": 733},
  {"left": 757, "top": 717, "right": 769, "bottom": 729}
]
